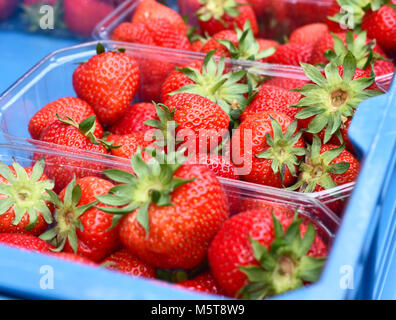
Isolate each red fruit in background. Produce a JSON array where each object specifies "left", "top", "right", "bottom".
[
  {"left": 208, "top": 207, "right": 327, "bottom": 298},
  {"left": 102, "top": 248, "right": 156, "bottom": 278},
  {"left": 247, "top": 0, "right": 270, "bottom": 18},
  {"left": 106, "top": 132, "right": 155, "bottom": 160},
  {"left": 132, "top": 0, "right": 187, "bottom": 35},
  {"left": 262, "top": 77, "right": 308, "bottom": 91},
  {"left": 197, "top": 0, "right": 258, "bottom": 36},
  {"left": 0, "top": 159, "right": 54, "bottom": 236},
  {"left": 112, "top": 22, "right": 156, "bottom": 45},
  {"left": 63, "top": 0, "right": 114, "bottom": 36},
  {"left": 0, "top": 0, "right": 18, "bottom": 20},
  {"left": 28, "top": 97, "right": 103, "bottom": 140},
  {"left": 40, "top": 177, "right": 121, "bottom": 262},
  {"left": 257, "top": 38, "right": 279, "bottom": 50},
  {"left": 241, "top": 85, "right": 301, "bottom": 122},
  {"left": 97, "top": 151, "right": 229, "bottom": 270},
  {"left": 362, "top": 1, "right": 396, "bottom": 57},
  {"left": 0, "top": 233, "right": 54, "bottom": 253},
  {"left": 109, "top": 103, "right": 158, "bottom": 135},
  {"left": 289, "top": 23, "right": 329, "bottom": 45},
  {"left": 73, "top": 44, "right": 140, "bottom": 125},
  {"left": 178, "top": 272, "right": 226, "bottom": 296},
  {"left": 229, "top": 112, "right": 305, "bottom": 188},
  {"left": 200, "top": 30, "right": 239, "bottom": 57},
  {"left": 267, "top": 42, "right": 313, "bottom": 66}
]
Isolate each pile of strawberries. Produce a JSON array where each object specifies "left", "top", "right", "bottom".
[{"left": 0, "top": 0, "right": 395, "bottom": 299}]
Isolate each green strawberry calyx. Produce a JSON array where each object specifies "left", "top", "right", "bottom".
[
  {"left": 96, "top": 148, "right": 195, "bottom": 237},
  {"left": 197, "top": 0, "right": 243, "bottom": 24},
  {"left": 288, "top": 136, "right": 350, "bottom": 193},
  {"left": 217, "top": 21, "right": 276, "bottom": 62},
  {"left": 0, "top": 158, "right": 54, "bottom": 230},
  {"left": 56, "top": 114, "right": 120, "bottom": 151},
  {"left": 291, "top": 52, "right": 382, "bottom": 144},
  {"left": 324, "top": 31, "right": 388, "bottom": 70},
  {"left": 168, "top": 50, "right": 249, "bottom": 119},
  {"left": 238, "top": 212, "right": 326, "bottom": 299},
  {"left": 255, "top": 118, "right": 306, "bottom": 186},
  {"left": 39, "top": 176, "right": 98, "bottom": 253}
]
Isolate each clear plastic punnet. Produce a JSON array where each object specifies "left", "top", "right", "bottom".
[
  {"left": 0, "top": 40, "right": 358, "bottom": 215},
  {"left": 0, "top": 143, "right": 338, "bottom": 299}
]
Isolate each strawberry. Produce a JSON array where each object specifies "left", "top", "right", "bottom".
[
  {"left": 132, "top": 0, "right": 187, "bottom": 35},
  {"left": 109, "top": 103, "right": 158, "bottom": 135},
  {"left": 0, "top": 158, "right": 54, "bottom": 236},
  {"left": 0, "top": 233, "right": 54, "bottom": 253},
  {"left": 28, "top": 97, "right": 103, "bottom": 140},
  {"left": 292, "top": 54, "right": 382, "bottom": 146},
  {"left": 73, "top": 43, "right": 140, "bottom": 125},
  {"left": 186, "top": 154, "right": 239, "bottom": 180},
  {"left": 148, "top": 95, "right": 230, "bottom": 155},
  {"left": 102, "top": 249, "right": 156, "bottom": 278},
  {"left": 229, "top": 113, "right": 305, "bottom": 188},
  {"left": 0, "top": 0, "right": 18, "bottom": 20},
  {"left": 39, "top": 115, "right": 109, "bottom": 191},
  {"left": 50, "top": 252, "right": 97, "bottom": 265},
  {"left": 267, "top": 42, "right": 313, "bottom": 66},
  {"left": 241, "top": 85, "right": 301, "bottom": 122},
  {"left": 197, "top": 0, "right": 258, "bottom": 36},
  {"left": 178, "top": 272, "right": 226, "bottom": 296},
  {"left": 161, "top": 51, "right": 249, "bottom": 124},
  {"left": 96, "top": 150, "right": 229, "bottom": 270},
  {"left": 106, "top": 132, "right": 154, "bottom": 160},
  {"left": 63, "top": 0, "right": 114, "bottom": 36},
  {"left": 289, "top": 23, "right": 329, "bottom": 45},
  {"left": 208, "top": 207, "right": 327, "bottom": 298},
  {"left": 326, "top": 0, "right": 354, "bottom": 32},
  {"left": 112, "top": 22, "right": 156, "bottom": 45},
  {"left": 262, "top": 77, "right": 308, "bottom": 91},
  {"left": 289, "top": 136, "right": 360, "bottom": 194},
  {"left": 40, "top": 177, "right": 120, "bottom": 262},
  {"left": 247, "top": 0, "right": 270, "bottom": 18}
]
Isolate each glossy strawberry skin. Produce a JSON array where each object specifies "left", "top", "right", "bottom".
[
  {"left": 178, "top": 272, "right": 226, "bottom": 296},
  {"left": 289, "top": 23, "right": 329, "bottom": 45},
  {"left": 109, "top": 103, "right": 159, "bottom": 135},
  {"left": 208, "top": 207, "right": 327, "bottom": 297},
  {"left": 362, "top": 1, "right": 396, "bottom": 56},
  {"left": 263, "top": 77, "right": 308, "bottom": 91},
  {"left": 267, "top": 42, "right": 313, "bottom": 66},
  {"left": 112, "top": 22, "right": 156, "bottom": 45},
  {"left": 199, "top": 0, "right": 259, "bottom": 36},
  {"left": 200, "top": 30, "right": 238, "bottom": 57},
  {"left": 0, "top": 233, "right": 55, "bottom": 253},
  {"left": 60, "top": 177, "right": 121, "bottom": 262},
  {"left": 242, "top": 85, "right": 301, "bottom": 122},
  {"left": 119, "top": 165, "right": 229, "bottom": 270},
  {"left": 28, "top": 97, "right": 103, "bottom": 140},
  {"left": 107, "top": 133, "right": 154, "bottom": 160},
  {"left": 0, "top": 167, "right": 52, "bottom": 236},
  {"left": 166, "top": 93, "right": 230, "bottom": 155},
  {"left": 230, "top": 111, "right": 305, "bottom": 188},
  {"left": 51, "top": 252, "right": 97, "bottom": 266},
  {"left": 73, "top": 51, "right": 140, "bottom": 125},
  {"left": 102, "top": 248, "right": 156, "bottom": 278}
]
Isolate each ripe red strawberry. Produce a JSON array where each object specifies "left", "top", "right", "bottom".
[
  {"left": 293, "top": 54, "right": 382, "bottom": 146},
  {"left": 257, "top": 38, "right": 279, "bottom": 51},
  {"left": 73, "top": 43, "right": 140, "bottom": 125},
  {"left": 262, "top": 77, "right": 308, "bottom": 91},
  {"left": 201, "top": 30, "right": 238, "bottom": 57},
  {"left": 267, "top": 42, "right": 313, "bottom": 66},
  {"left": 148, "top": 94, "right": 230, "bottom": 155},
  {"left": 229, "top": 112, "right": 305, "bottom": 188},
  {"left": 112, "top": 22, "right": 156, "bottom": 45},
  {"left": 28, "top": 97, "right": 103, "bottom": 140},
  {"left": 0, "top": 159, "right": 54, "bottom": 236},
  {"left": 102, "top": 249, "right": 156, "bottom": 278},
  {"left": 109, "top": 103, "right": 158, "bottom": 135},
  {"left": 0, "top": 0, "right": 18, "bottom": 20},
  {"left": 290, "top": 136, "right": 360, "bottom": 194},
  {"left": 40, "top": 177, "right": 121, "bottom": 262},
  {"left": 39, "top": 115, "right": 108, "bottom": 191},
  {"left": 247, "top": 0, "right": 270, "bottom": 18},
  {"left": 106, "top": 132, "right": 154, "bottom": 160},
  {"left": 178, "top": 272, "right": 226, "bottom": 296},
  {"left": 289, "top": 23, "right": 329, "bottom": 45},
  {"left": 197, "top": 0, "right": 258, "bottom": 36},
  {"left": 208, "top": 206, "right": 327, "bottom": 298},
  {"left": 0, "top": 233, "right": 54, "bottom": 253},
  {"left": 64, "top": 0, "right": 114, "bottom": 36},
  {"left": 51, "top": 252, "right": 97, "bottom": 266},
  {"left": 241, "top": 85, "right": 301, "bottom": 122},
  {"left": 97, "top": 150, "right": 229, "bottom": 270},
  {"left": 132, "top": 0, "right": 187, "bottom": 35}
]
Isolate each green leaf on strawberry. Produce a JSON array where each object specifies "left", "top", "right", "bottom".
[
  {"left": 291, "top": 52, "right": 382, "bottom": 144},
  {"left": 0, "top": 158, "right": 54, "bottom": 230},
  {"left": 327, "top": 0, "right": 370, "bottom": 30},
  {"left": 96, "top": 148, "right": 195, "bottom": 236},
  {"left": 197, "top": 0, "right": 243, "bottom": 24},
  {"left": 237, "top": 212, "right": 326, "bottom": 299}
]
